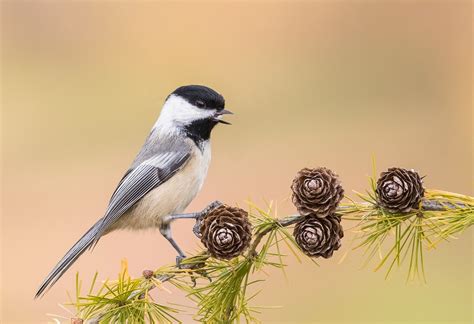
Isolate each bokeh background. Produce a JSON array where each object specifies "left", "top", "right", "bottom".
[{"left": 1, "top": 1, "right": 472, "bottom": 323}]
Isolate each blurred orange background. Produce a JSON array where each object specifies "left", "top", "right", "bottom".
[{"left": 1, "top": 1, "right": 472, "bottom": 323}]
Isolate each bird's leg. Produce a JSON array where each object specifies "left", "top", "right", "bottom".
[
  {"left": 161, "top": 201, "right": 223, "bottom": 266},
  {"left": 169, "top": 200, "right": 223, "bottom": 220},
  {"left": 168, "top": 211, "right": 202, "bottom": 220},
  {"left": 159, "top": 222, "right": 186, "bottom": 266},
  {"left": 169, "top": 201, "right": 223, "bottom": 239}
]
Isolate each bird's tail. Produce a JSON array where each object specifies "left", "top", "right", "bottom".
[{"left": 35, "top": 218, "right": 104, "bottom": 298}]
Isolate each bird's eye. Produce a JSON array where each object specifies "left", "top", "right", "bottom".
[{"left": 196, "top": 100, "right": 206, "bottom": 108}]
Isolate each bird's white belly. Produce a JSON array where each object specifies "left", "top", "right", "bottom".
[{"left": 110, "top": 143, "right": 211, "bottom": 231}]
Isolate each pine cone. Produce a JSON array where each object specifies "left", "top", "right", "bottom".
[
  {"left": 376, "top": 167, "right": 425, "bottom": 213},
  {"left": 291, "top": 167, "right": 344, "bottom": 217},
  {"left": 293, "top": 215, "right": 344, "bottom": 258},
  {"left": 200, "top": 205, "right": 252, "bottom": 260}
]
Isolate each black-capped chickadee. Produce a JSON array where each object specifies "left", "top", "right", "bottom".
[{"left": 35, "top": 85, "right": 232, "bottom": 298}]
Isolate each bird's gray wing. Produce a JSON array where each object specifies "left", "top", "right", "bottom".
[
  {"left": 95, "top": 150, "right": 191, "bottom": 239},
  {"left": 34, "top": 149, "right": 190, "bottom": 298}
]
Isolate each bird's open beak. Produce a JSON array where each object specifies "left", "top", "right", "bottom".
[{"left": 214, "top": 109, "right": 233, "bottom": 125}]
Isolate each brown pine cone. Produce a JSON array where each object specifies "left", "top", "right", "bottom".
[
  {"left": 200, "top": 205, "right": 252, "bottom": 260},
  {"left": 293, "top": 215, "right": 344, "bottom": 258},
  {"left": 291, "top": 167, "right": 344, "bottom": 217},
  {"left": 376, "top": 167, "right": 425, "bottom": 213}
]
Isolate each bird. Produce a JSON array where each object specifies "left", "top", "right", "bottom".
[{"left": 35, "top": 85, "right": 232, "bottom": 298}]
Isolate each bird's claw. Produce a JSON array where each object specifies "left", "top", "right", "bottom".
[
  {"left": 193, "top": 201, "right": 223, "bottom": 238},
  {"left": 176, "top": 255, "right": 186, "bottom": 268},
  {"left": 193, "top": 219, "right": 202, "bottom": 238},
  {"left": 202, "top": 200, "right": 223, "bottom": 215}
]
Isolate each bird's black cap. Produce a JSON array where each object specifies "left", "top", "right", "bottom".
[{"left": 170, "top": 85, "right": 225, "bottom": 110}]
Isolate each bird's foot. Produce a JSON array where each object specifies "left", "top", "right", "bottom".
[
  {"left": 176, "top": 254, "right": 210, "bottom": 286},
  {"left": 193, "top": 219, "right": 202, "bottom": 238},
  {"left": 169, "top": 201, "right": 223, "bottom": 222},
  {"left": 176, "top": 254, "right": 186, "bottom": 268},
  {"left": 201, "top": 200, "right": 223, "bottom": 215},
  {"left": 192, "top": 200, "right": 223, "bottom": 238}
]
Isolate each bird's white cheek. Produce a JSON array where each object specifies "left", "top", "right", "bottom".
[
  {"left": 156, "top": 95, "right": 215, "bottom": 130},
  {"left": 175, "top": 106, "right": 212, "bottom": 124}
]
